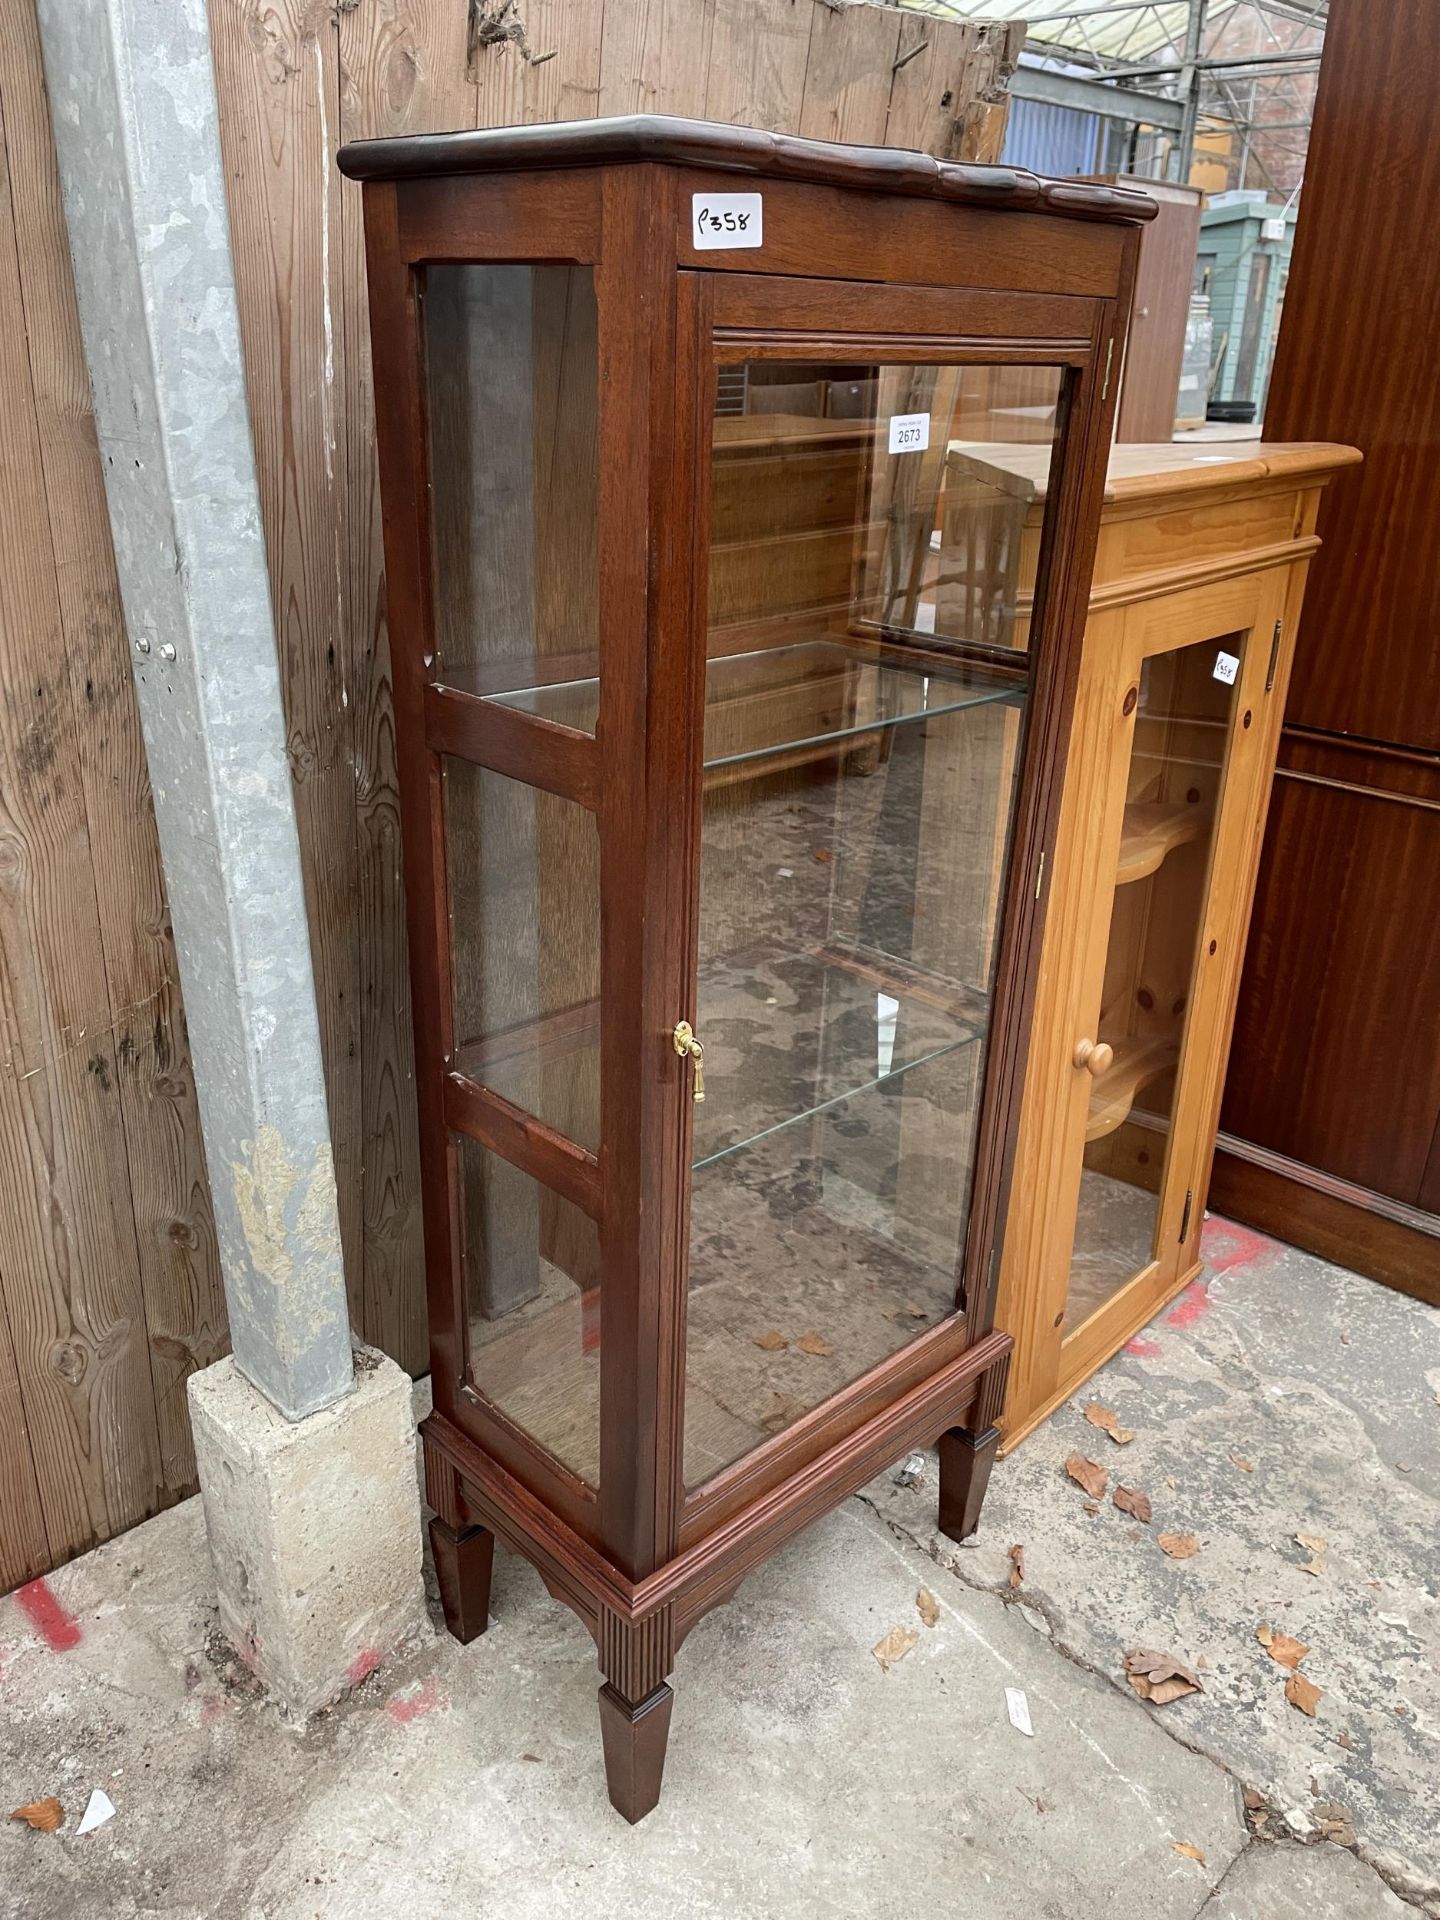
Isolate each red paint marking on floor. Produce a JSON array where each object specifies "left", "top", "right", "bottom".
[
  {"left": 1125, "top": 1336, "right": 1162, "bottom": 1358},
  {"left": 1201, "top": 1218, "right": 1277, "bottom": 1274},
  {"left": 386, "top": 1678, "right": 446, "bottom": 1726},
  {"left": 16, "top": 1578, "right": 82, "bottom": 1652},
  {"left": 1165, "top": 1279, "right": 1212, "bottom": 1329},
  {"left": 199, "top": 1696, "right": 229, "bottom": 1728},
  {"left": 347, "top": 1647, "right": 381, "bottom": 1687}
]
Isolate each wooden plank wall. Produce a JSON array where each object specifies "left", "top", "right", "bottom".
[
  {"left": 0, "top": 2, "right": 227, "bottom": 1593},
  {"left": 0, "top": 0, "right": 1018, "bottom": 1589}
]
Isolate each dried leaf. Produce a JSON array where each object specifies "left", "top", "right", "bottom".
[
  {"left": 752, "top": 1330, "right": 788, "bottom": 1351},
  {"left": 1171, "top": 1842, "right": 1206, "bottom": 1865},
  {"left": 1124, "top": 1648, "right": 1202, "bottom": 1706},
  {"left": 1295, "top": 1531, "right": 1328, "bottom": 1577},
  {"left": 1114, "top": 1484, "right": 1153, "bottom": 1524},
  {"left": 1008, "top": 1543, "right": 1025, "bottom": 1590},
  {"left": 1065, "top": 1453, "right": 1108, "bottom": 1500},
  {"left": 1229, "top": 1452, "right": 1254, "bottom": 1473},
  {"left": 1159, "top": 1532, "right": 1200, "bottom": 1559},
  {"left": 916, "top": 1587, "right": 940, "bottom": 1630},
  {"left": 1256, "top": 1625, "right": 1309, "bottom": 1670},
  {"left": 811, "top": 847, "right": 833, "bottom": 864},
  {"left": 796, "top": 1330, "right": 835, "bottom": 1358},
  {"left": 872, "top": 1625, "right": 919, "bottom": 1671},
  {"left": 1285, "top": 1672, "right": 1323, "bottom": 1717},
  {"left": 1336, "top": 1732, "right": 1354, "bottom": 1751},
  {"left": 10, "top": 1799, "right": 63, "bottom": 1833},
  {"left": 1242, "top": 1788, "right": 1266, "bottom": 1811},
  {"left": 1082, "top": 1499, "right": 1100, "bottom": 1516},
  {"left": 1083, "top": 1401, "right": 1135, "bottom": 1445},
  {"left": 759, "top": 1392, "right": 810, "bottom": 1434}
]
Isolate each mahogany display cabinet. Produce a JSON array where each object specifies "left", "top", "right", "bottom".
[{"left": 339, "top": 116, "right": 1154, "bottom": 1820}]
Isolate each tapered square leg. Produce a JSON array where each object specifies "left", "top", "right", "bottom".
[
  {"left": 429, "top": 1515, "right": 494, "bottom": 1644},
  {"left": 938, "top": 1423, "right": 1000, "bottom": 1543},
  {"left": 598, "top": 1681, "right": 674, "bottom": 1824}
]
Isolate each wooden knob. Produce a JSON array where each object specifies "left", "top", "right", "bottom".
[{"left": 1073, "top": 1038, "right": 1113, "bottom": 1077}]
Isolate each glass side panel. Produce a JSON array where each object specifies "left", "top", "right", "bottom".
[
  {"left": 444, "top": 758, "right": 600, "bottom": 1152},
  {"left": 424, "top": 265, "right": 599, "bottom": 720},
  {"left": 683, "top": 359, "right": 1066, "bottom": 1491},
  {"left": 1064, "top": 633, "right": 1246, "bottom": 1330},
  {"left": 458, "top": 1132, "right": 600, "bottom": 1486}
]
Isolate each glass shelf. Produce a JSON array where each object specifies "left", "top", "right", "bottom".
[
  {"left": 468, "top": 634, "right": 1022, "bottom": 771},
  {"left": 690, "top": 940, "right": 988, "bottom": 1172},
  {"left": 450, "top": 936, "right": 989, "bottom": 1179}
]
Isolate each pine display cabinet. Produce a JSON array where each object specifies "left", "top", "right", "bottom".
[
  {"left": 340, "top": 116, "right": 1154, "bottom": 1820},
  {"left": 979, "top": 441, "right": 1361, "bottom": 1449}
]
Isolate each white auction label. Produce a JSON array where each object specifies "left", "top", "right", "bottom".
[
  {"left": 1212, "top": 650, "right": 1240, "bottom": 685},
  {"left": 691, "top": 192, "right": 763, "bottom": 249},
  {"left": 888, "top": 412, "right": 931, "bottom": 455}
]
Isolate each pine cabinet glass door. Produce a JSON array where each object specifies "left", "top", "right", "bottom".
[{"left": 1034, "top": 570, "right": 1288, "bottom": 1404}]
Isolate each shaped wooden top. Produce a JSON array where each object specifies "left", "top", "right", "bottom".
[{"left": 337, "top": 112, "right": 1158, "bottom": 227}]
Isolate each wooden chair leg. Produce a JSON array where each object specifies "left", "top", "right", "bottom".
[
  {"left": 598, "top": 1680, "right": 674, "bottom": 1824},
  {"left": 938, "top": 1423, "right": 1001, "bottom": 1544},
  {"left": 429, "top": 1515, "right": 494, "bottom": 1645}
]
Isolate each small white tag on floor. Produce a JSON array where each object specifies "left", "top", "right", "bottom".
[
  {"left": 1005, "top": 1686, "right": 1034, "bottom": 1737},
  {"left": 888, "top": 412, "right": 931, "bottom": 455},
  {"left": 77, "top": 1788, "right": 115, "bottom": 1835},
  {"left": 691, "top": 192, "right": 763, "bottom": 249},
  {"left": 1212, "top": 650, "right": 1240, "bottom": 685}
]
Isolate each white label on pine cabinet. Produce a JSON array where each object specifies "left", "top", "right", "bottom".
[
  {"left": 691, "top": 193, "right": 763, "bottom": 249},
  {"left": 888, "top": 412, "right": 931, "bottom": 455},
  {"left": 1212, "top": 650, "right": 1240, "bottom": 685}
]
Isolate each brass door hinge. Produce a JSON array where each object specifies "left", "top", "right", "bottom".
[
  {"left": 1179, "top": 1187, "right": 1194, "bottom": 1245},
  {"left": 1265, "top": 618, "right": 1283, "bottom": 693}
]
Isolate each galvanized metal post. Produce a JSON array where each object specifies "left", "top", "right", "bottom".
[
  {"left": 35, "top": 0, "right": 354, "bottom": 1420},
  {"left": 1175, "top": 0, "right": 1211, "bottom": 185}
]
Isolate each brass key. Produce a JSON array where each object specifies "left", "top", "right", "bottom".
[{"left": 672, "top": 1020, "right": 706, "bottom": 1102}]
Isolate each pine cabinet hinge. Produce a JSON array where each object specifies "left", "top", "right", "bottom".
[
  {"left": 1179, "top": 1187, "right": 1194, "bottom": 1245},
  {"left": 1034, "top": 849, "right": 1046, "bottom": 901},
  {"left": 1265, "top": 618, "right": 1283, "bottom": 693}
]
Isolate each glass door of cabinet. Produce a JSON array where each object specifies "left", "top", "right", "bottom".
[
  {"left": 675, "top": 281, "right": 1093, "bottom": 1501},
  {"left": 1049, "top": 571, "right": 1287, "bottom": 1381},
  {"left": 422, "top": 262, "right": 607, "bottom": 1506}
]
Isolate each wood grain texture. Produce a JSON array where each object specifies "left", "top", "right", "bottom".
[
  {"left": 1262, "top": 0, "right": 1440, "bottom": 752},
  {"left": 1, "top": 0, "right": 225, "bottom": 1504},
  {"left": 1096, "top": 179, "right": 1202, "bottom": 443},
  {"left": 1222, "top": 740, "right": 1440, "bottom": 1205},
  {"left": 598, "top": 0, "right": 715, "bottom": 117},
  {"left": 704, "top": 0, "right": 810, "bottom": 132},
  {"left": 338, "top": 0, "right": 477, "bottom": 1375},
  {"left": 1220, "top": 0, "right": 1440, "bottom": 1281},
  {"left": 0, "top": 78, "right": 166, "bottom": 1564},
  {"left": 992, "top": 449, "right": 1352, "bottom": 1447},
  {"left": 797, "top": 0, "right": 899, "bottom": 145}
]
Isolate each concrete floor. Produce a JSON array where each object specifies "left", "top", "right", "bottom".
[{"left": 1, "top": 1218, "right": 1434, "bottom": 1919}]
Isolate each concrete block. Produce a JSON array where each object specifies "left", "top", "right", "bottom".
[{"left": 189, "top": 1344, "right": 427, "bottom": 1716}]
